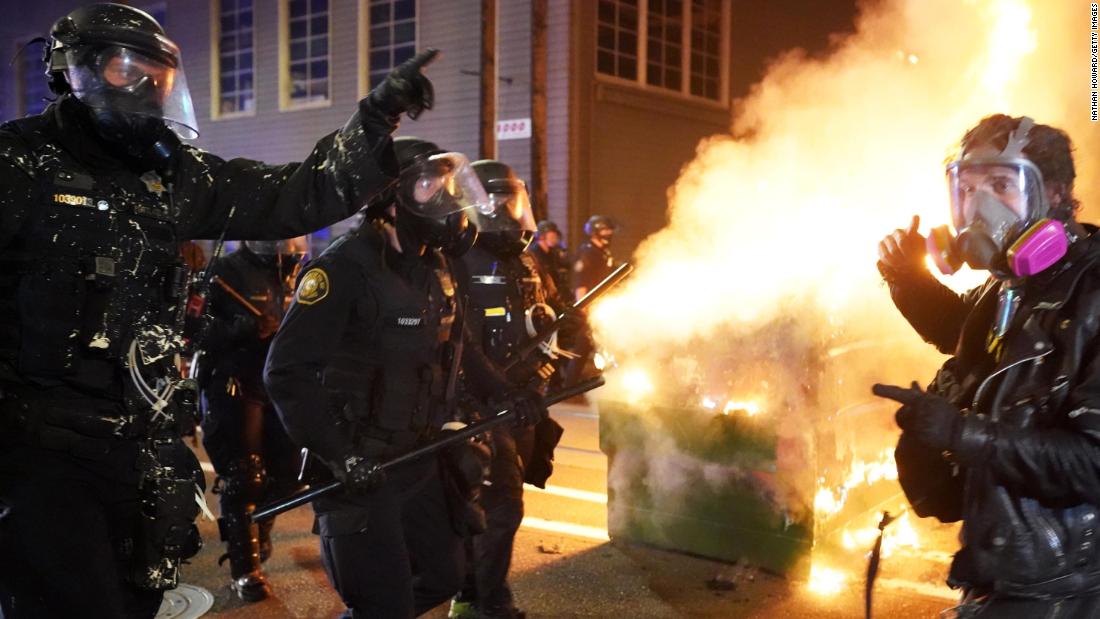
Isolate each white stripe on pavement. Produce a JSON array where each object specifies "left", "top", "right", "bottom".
[
  {"left": 520, "top": 516, "right": 610, "bottom": 541},
  {"left": 524, "top": 484, "right": 607, "bottom": 504}
]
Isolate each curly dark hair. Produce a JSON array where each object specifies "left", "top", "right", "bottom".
[{"left": 960, "top": 114, "right": 1079, "bottom": 216}]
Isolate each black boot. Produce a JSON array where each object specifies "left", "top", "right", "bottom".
[
  {"left": 257, "top": 517, "right": 274, "bottom": 563},
  {"left": 217, "top": 511, "right": 271, "bottom": 602}
]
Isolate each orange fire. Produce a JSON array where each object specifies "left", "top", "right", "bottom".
[{"left": 591, "top": 0, "right": 1093, "bottom": 598}]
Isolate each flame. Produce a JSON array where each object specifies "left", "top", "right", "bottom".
[
  {"left": 808, "top": 563, "right": 847, "bottom": 596},
  {"left": 619, "top": 368, "right": 655, "bottom": 404},
  {"left": 589, "top": 0, "right": 1080, "bottom": 362},
  {"left": 723, "top": 400, "right": 761, "bottom": 416},
  {"left": 701, "top": 396, "right": 763, "bottom": 416},
  {"left": 814, "top": 449, "right": 898, "bottom": 517},
  {"left": 583, "top": 0, "right": 1095, "bottom": 596}
]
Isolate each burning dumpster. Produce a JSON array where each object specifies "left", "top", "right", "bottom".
[{"left": 595, "top": 319, "right": 961, "bottom": 590}]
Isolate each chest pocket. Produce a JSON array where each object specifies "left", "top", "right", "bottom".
[{"left": 16, "top": 186, "right": 118, "bottom": 375}]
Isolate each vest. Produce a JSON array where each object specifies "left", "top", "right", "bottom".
[
  {"left": 321, "top": 228, "right": 459, "bottom": 453},
  {"left": 0, "top": 114, "right": 185, "bottom": 396},
  {"left": 462, "top": 245, "right": 551, "bottom": 366}
]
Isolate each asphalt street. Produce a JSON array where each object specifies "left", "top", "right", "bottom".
[{"left": 167, "top": 402, "right": 954, "bottom": 618}]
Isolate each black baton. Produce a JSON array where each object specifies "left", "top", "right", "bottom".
[{"left": 252, "top": 375, "right": 605, "bottom": 522}]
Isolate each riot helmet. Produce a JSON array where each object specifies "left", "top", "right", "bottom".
[
  {"left": 386, "top": 136, "right": 489, "bottom": 256},
  {"left": 469, "top": 160, "right": 536, "bottom": 257},
  {"left": 245, "top": 237, "right": 310, "bottom": 279},
  {"left": 584, "top": 215, "right": 616, "bottom": 247},
  {"left": 46, "top": 4, "right": 198, "bottom": 142},
  {"left": 536, "top": 220, "right": 561, "bottom": 239}
]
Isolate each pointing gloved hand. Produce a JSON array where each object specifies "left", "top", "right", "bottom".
[
  {"left": 873, "top": 382, "right": 963, "bottom": 453},
  {"left": 494, "top": 388, "right": 548, "bottom": 429},
  {"left": 333, "top": 455, "right": 386, "bottom": 493},
  {"left": 877, "top": 215, "right": 928, "bottom": 280},
  {"left": 367, "top": 48, "right": 439, "bottom": 121}
]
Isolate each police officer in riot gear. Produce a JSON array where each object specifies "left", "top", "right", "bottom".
[
  {"left": 0, "top": 4, "right": 438, "bottom": 617},
  {"left": 449, "top": 160, "right": 568, "bottom": 619},
  {"left": 563, "top": 215, "right": 617, "bottom": 388},
  {"left": 529, "top": 220, "right": 570, "bottom": 304},
  {"left": 198, "top": 238, "right": 308, "bottom": 602},
  {"left": 573, "top": 215, "right": 616, "bottom": 301},
  {"left": 265, "top": 138, "right": 548, "bottom": 618}
]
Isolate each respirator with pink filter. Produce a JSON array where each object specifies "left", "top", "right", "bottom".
[{"left": 926, "top": 117, "right": 1068, "bottom": 279}]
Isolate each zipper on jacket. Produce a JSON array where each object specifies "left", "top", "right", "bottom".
[{"left": 972, "top": 347, "right": 1053, "bottom": 410}]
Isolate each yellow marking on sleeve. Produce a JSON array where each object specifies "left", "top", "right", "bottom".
[
  {"left": 484, "top": 307, "right": 507, "bottom": 317},
  {"left": 296, "top": 268, "right": 330, "bottom": 305}
]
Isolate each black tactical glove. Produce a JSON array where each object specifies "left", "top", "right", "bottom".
[
  {"left": 873, "top": 382, "right": 963, "bottom": 453},
  {"left": 333, "top": 455, "right": 386, "bottom": 493},
  {"left": 366, "top": 48, "right": 439, "bottom": 121},
  {"left": 505, "top": 352, "right": 557, "bottom": 386},
  {"left": 494, "top": 388, "right": 548, "bottom": 429}
]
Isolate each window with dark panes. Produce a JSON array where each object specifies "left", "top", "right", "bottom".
[
  {"left": 645, "top": 0, "right": 682, "bottom": 91},
  {"left": 216, "top": 0, "right": 255, "bottom": 115},
  {"left": 367, "top": 0, "right": 417, "bottom": 90},
  {"left": 690, "top": 0, "right": 722, "bottom": 100},
  {"left": 596, "top": 0, "right": 639, "bottom": 81},
  {"left": 596, "top": 0, "right": 726, "bottom": 102},
  {"left": 18, "top": 39, "right": 51, "bottom": 117},
  {"left": 287, "top": 0, "right": 330, "bottom": 104}
]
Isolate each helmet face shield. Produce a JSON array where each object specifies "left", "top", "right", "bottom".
[
  {"left": 64, "top": 45, "right": 198, "bottom": 139},
  {"left": 246, "top": 237, "right": 310, "bottom": 260},
  {"left": 474, "top": 179, "right": 536, "bottom": 234},
  {"left": 403, "top": 152, "right": 491, "bottom": 219}
]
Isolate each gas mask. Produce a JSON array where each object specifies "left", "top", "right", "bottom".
[
  {"left": 469, "top": 160, "right": 537, "bottom": 257},
  {"left": 61, "top": 44, "right": 198, "bottom": 140},
  {"left": 394, "top": 152, "right": 489, "bottom": 257},
  {"left": 927, "top": 118, "right": 1068, "bottom": 279}
]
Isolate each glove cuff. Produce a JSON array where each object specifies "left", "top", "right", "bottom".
[
  {"left": 950, "top": 413, "right": 995, "bottom": 466},
  {"left": 357, "top": 95, "right": 400, "bottom": 134}
]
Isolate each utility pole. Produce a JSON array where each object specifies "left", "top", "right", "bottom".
[
  {"left": 480, "top": 0, "right": 497, "bottom": 160},
  {"left": 530, "top": 0, "right": 549, "bottom": 221}
]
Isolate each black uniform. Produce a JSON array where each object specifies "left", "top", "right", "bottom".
[
  {"left": 265, "top": 224, "right": 509, "bottom": 618},
  {"left": 564, "top": 240, "right": 614, "bottom": 387},
  {"left": 571, "top": 240, "right": 615, "bottom": 297},
  {"left": 198, "top": 245, "right": 301, "bottom": 596},
  {"left": 528, "top": 242, "right": 570, "bottom": 306},
  {"left": 456, "top": 245, "right": 566, "bottom": 616},
  {"left": 0, "top": 92, "right": 395, "bottom": 618}
]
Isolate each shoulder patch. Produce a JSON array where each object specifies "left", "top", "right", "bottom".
[{"left": 296, "top": 268, "right": 330, "bottom": 305}]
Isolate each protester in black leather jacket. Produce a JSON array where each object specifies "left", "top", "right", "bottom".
[{"left": 875, "top": 115, "right": 1100, "bottom": 617}]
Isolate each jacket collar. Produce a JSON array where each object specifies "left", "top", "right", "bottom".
[{"left": 991, "top": 230, "right": 1100, "bottom": 367}]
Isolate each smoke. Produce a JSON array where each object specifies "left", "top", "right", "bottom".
[
  {"left": 594, "top": 0, "right": 1097, "bottom": 356},
  {"left": 594, "top": 0, "right": 1095, "bottom": 581}
]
